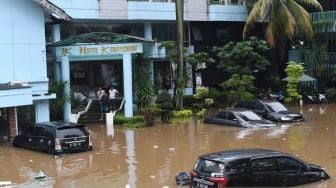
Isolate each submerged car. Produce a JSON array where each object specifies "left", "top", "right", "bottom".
[
  {"left": 190, "top": 149, "right": 329, "bottom": 187},
  {"left": 235, "top": 99, "right": 304, "bottom": 122},
  {"left": 13, "top": 121, "right": 92, "bottom": 155},
  {"left": 203, "top": 109, "right": 276, "bottom": 128}
]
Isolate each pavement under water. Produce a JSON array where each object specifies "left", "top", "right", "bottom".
[{"left": 0, "top": 104, "right": 335, "bottom": 188}]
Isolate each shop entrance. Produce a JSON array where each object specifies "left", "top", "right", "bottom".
[{"left": 70, "top": 60, "right": 123, "bottom": 97}]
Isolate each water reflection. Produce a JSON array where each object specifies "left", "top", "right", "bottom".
[{"left": 1, "top": 104, "right": 336, "bottom": 187}]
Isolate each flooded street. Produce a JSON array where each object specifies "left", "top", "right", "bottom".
[{"left": 1, "top": 104, "right": 336, "bottom": 188}]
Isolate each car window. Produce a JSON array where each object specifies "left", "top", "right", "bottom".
[
  {"left": 216, "top": 111, "right": 227, "bottom": 119},
  {"left": 194, "top": 159, "right": 226, "bottom": 176},
  {"left": 246, "top": 102, "right": 256, "bottom": 110},
  {"left": 57, "top": 127, "right": 87, "bottom": 138},
  {"left": 264, "top": 102, "right": 288, "bottom": 112},
  {"left": 236, "top": 111, "right": 262, "bottom": 121},
  {"left": 227, "top": 161, "right": 249, "bottom": 174},
  {"left": 252, "top": 158, "right": 278, "bottom": 172},
  {"left": 255, "top": 103, "right": 265, "bottom": 111},
  {"left": 23, "top": 127, "right": 35, "bottom": 137},
  {"left": 33, "top": 127, "right": 45, "bottom": 137},
  {"left": 277, "top": 157, "right": 303, "bottom": 172},
  {"left": 227, "top": 112, "right": 236, "bottom": 121}
]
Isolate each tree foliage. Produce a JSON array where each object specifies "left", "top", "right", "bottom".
[
  {"left": 284, "top": 62, "right": 304, "bottom": 104},
  {"left": 214, "top": 36, "right": 271, "bottom": 75}
]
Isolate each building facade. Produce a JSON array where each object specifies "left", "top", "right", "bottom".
[
  {"left": 46, "top": 0, "right": 249, "bottom": 119},
  {"left": 0, "top": 0, "right": 69, "bottom": 141}
]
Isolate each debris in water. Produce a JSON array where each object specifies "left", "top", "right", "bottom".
[
  {"left": 162, "top": 186, "right": 169, "bottom": 188},
  {"left": 153, "top": 145, "right": 159, "bottom": 149},
  {"left": 35, "top": 170, "right": 47, "bottom": 181},
  {"left": 29, "top": 160, "right": 33, "bottom": 163},
  {"left": 125, "top": 184, "right": 130, "bottom": 188},
  {"left": 150, "top": 175, "right": 156, "bottom": 179},
  {"left": 169, "top": 148, "right": 176, "bottom": 152},
  {"left": 282, "top": 137, "right": 287, "bottom": 141}
]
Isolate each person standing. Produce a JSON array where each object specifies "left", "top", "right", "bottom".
[
  {"left": 99, "top": 89, "right": 109, "bottom": 120},
  {"left": 109, "top": 85, "right": 119, "bottom": 111}
]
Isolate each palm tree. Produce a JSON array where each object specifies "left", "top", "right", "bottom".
[{"left": 243, "top": 0, "right": 323, "bottom": 74}]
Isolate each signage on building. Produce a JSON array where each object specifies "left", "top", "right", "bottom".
[{"left": 56, "top": 43, "right": 143, "bottom": 57}]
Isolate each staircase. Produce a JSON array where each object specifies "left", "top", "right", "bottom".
[{"left": 72, "top": 99, "right": 102, "bottom": 123}]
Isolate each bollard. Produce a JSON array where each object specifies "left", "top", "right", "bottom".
[
  {"left": 105, "top": 112, "right": 115, "bottom": 136},
  {"left": 299, "top": 100, "right": 303, "bottom": 106}
]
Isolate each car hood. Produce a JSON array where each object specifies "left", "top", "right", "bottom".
[
  {"left": 269, "top": 111, "right": 302, "bottom": 117},
  {"left": 246, "top": 120, "right": 276, "bottom": 127}
]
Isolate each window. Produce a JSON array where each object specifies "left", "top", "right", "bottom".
[
  {"left": 277, "top": 157, "right": 303, "bottom": 172},
  {"left": 255, "top": 103, "right": 265, "bottom": 111},
  {"left": 227, "top": 161, "right": 249, "bottom": 174},
  {"left": 252, "top": 158, "right": 278, "bottom": 172},
  {"left": 34, "top": 127, "right": 45, "bottom": 137},
  {"left": 57, "top": 128, "right": 87, "bottom": 138},
  {"left": 216, "top": 112, "right": 227, "bottom": 119},
  {"left": 227, "top": 112, "right": 236, "bottom": 121},
  {"left": 194, "top": 159, "right": 225, "bottom": 175}
]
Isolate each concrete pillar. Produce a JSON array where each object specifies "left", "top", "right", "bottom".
[
  {"left": 144, "top": 22, "right": 155, "bottom": 85},
  {"left": 52, "top": 24, "right": 62, "bottom": 81},
  {"left": 144, "top": 22, "right": 152, "bottom": 40},
  {"left": 34, "top": 100, "right": 50, "bottom": 122},
  {"left": 61, "top": 56, "right": 71, "bottom": 122},
  {"left": 126, "top": 130, "right": 136, "bottom": 188},
  {"left": 123, "top": 53, "right": 133, "bottom": 117},
  {"left": 7, "top": 107, "right": 17, "bottom": 142}
]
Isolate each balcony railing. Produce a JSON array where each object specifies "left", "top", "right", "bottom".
[
  {"left": 311, "top": 10, "right": 336, "bottom": 23},
  {"left": 210, "top": 0, "right": 246, "bottom": 6}
]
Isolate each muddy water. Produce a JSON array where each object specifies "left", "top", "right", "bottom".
[{"left": 0, "top": 104, "right": 336, "bottom": 188}]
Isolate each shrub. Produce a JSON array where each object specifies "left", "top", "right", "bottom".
[
  {"left": 172, "top": 109, "right": 193, "bottom": 119},
  {"left": 114, "top": 115, "right": 144, "bottom": 125},
  {"left": 195, "top": 108, "right": 207, "bottom": 118},
  {"left": 326, "top": 88, "right": 336, "bottom": 102},
  {"left": 183, "top": 95, "right": 196, "bottom": 108}
]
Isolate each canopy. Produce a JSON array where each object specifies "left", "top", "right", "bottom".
[{"left": 282, "top": 74, "right": 316, "bottom": 82}]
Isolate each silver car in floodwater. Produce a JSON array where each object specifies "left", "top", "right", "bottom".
[{"left": 204, "top": 109, "right": 276, "bottom": 128}]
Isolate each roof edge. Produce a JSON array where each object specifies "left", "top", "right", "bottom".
[{"left": 32, "top": 0, "right": 71, "bottom": 21}]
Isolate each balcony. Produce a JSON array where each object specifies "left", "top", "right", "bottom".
[
  {"left": 310, "top": 11, "right": 336, "bottom": 33},
  {"left": 210, "top": 0, "right": 246, "bottom": 6}
]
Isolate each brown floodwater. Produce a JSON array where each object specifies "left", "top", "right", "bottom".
[{"left": 0, "top": 104, "right": 336, "bottom": 188}]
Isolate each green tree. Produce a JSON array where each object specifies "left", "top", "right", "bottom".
[
  {"left": 49, "top": 80, "right": 71, "bottom": 121},
  {"left": 214, "top": 36, "right": 270, "bottom": 76},
  {"left": 284, "top": 62, "right": 304, "bottom": 104},
  {"left": 243, "top": 0, "right": 322, "bottom": 74},
  {"left": 133, "top": 53, "right": 154, "bottom": 113}
]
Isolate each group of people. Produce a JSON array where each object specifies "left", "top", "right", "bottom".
[{"left": 97, "top": 86, "right": 119, "bottom": 120}]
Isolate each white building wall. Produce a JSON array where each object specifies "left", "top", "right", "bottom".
[
  {"left": 49, "top": 0, "right": 99, "bottom": 19},
  {"left": 0, "top": 0, "right": 47, "bottom": 84}
]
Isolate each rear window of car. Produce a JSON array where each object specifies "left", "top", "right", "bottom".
[
  {"left": 56, "top": 127, "right": 87, "bottom": 138},
  {"left": 194, "top": 159, "right": 226, "bottom": 176}
]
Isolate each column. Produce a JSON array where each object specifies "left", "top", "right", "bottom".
[
  {"left": 52, "top": 24, "right": 62, "bottom": 81},
  {"left": 7, "top": 107, "right": 17, "bottom": 142},
  {"left": 123, "top": 53, "right": 133, "bottom": 117},
  {"left": 34, "top": 101, "right": 50, "bottom": 122},
  {"left": 61, "top": 56, "right": 71, "bottom": 122},
  {"left": 144, "top": 22, "right": 155, "bottom": 85}
]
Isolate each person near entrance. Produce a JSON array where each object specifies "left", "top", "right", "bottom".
[
  {"left": 99, "top": 89, "right": 109, "bottom": 120},
  {"left": 109, "top": 85, "right": 119, "bottom": 111}
]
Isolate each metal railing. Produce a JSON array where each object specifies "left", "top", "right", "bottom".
[
  {"left": 210, "top": 0, "right": 246, "bottom": 6},
  {"left": 311, "top": 10, "right": 336, "bottom": 22}
]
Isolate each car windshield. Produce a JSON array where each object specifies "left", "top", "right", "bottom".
[
  {"left": 57, "top": 127, "right": 87, "bottom": 138},
  {"left": 194, "top": 159, "right": 225, "bottom": 176},
  {"left": 264, "top": 102, "right": 288, "bottom": 112},
  {"left": 236, "top": 111, "right": 262, "bottom": 121}
]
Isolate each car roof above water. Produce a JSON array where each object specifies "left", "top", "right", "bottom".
[
  {"left": 219, "top": 108, "right": 254, "bottom": 113},
  {"left": 200, "top": 149, "right": 285, "bottom": 163},
  {"left": 35, "top": 121, "right": 85, "bottom": 129}
]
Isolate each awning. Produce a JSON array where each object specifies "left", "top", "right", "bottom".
[
  {"left": 282, "top": 74, "right": 317, "bottom": 82},
  {"left": 32, "top": 0, "right": 71, "bottom": 21}
]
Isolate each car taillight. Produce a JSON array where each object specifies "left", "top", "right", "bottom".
[
  {"left": 88, "top": 135, "right": 92, "bottom": 147},
  {"left": 209, "top": 176, "right": 228, "bottom": 188},
  {"left": 55, "top": 138, "right": 61, "bottom": 150}
]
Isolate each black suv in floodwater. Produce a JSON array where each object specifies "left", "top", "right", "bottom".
[
  {"left": 190, "top": 149, "right": 329, "bottom": 187},
  {"left": 235, "top": 99, "right": 304, "bottom": 122},
  {"left": 13, "top": 121, "right": 92, "bottom": 155}
]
